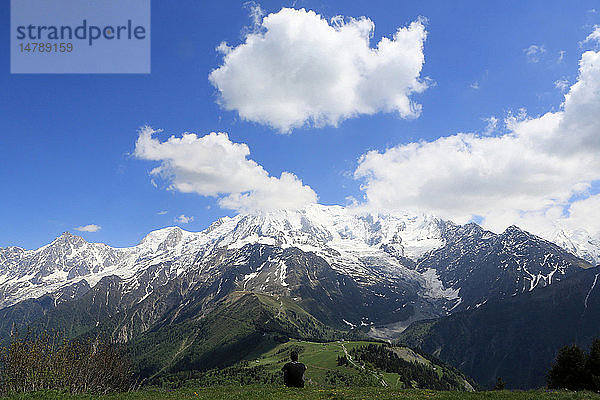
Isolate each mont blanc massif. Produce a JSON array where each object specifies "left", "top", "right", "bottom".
[{"left": 1, "top": 205, "right": 599, "bottom": 389}]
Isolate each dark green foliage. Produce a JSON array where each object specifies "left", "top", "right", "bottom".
[
  {"left": 547, "top": 339, "right": 600, "bottom": 391},
  {"left": 494, "top": 377, "right": 505, "bottom": 390},
  {"left": 349, "top": 344, "right": 470, "bottom": 390},
  {"left": 547, "top": 344, "right": 586, "bottom": 390},
  {"left": 323, "top": 370, "right": 379, "bottom": 387},
  {"left": 337, "top": 355, "right": 349, "bottom": 366},
  {"left": 0, "top": 330, "right": 132, "bottom": 395},
  {"left": 275, "top": 344, "right": 303, "bottom": 357},
  {"left": 151, "top": 362, "right": 282, "bottom": 389},
  {"left": 586, "top": 338, "right": 600, "bottom": 391}
]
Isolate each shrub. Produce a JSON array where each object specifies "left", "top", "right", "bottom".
[
  {"left": 493, "top": 377, "right": 505, "bottom": 390},
  {"left": 0, "top": 330, "right": 133, "bottom": 395}
]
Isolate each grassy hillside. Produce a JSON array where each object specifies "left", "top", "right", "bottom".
[
  {"left": 254, "top": 340, "right": 473, "bottom": 389},
  {"left": 156, "top": 339, "right": 475, "bottom": 391},
  {"left": 128, "top": 292, "right": 351, "bottom": 379},
  {"left": 1, "top": 386, "right": 600, "bottom": 400},
  {"left": 246, "top": 340, "right": 381, "bottom": 387}
]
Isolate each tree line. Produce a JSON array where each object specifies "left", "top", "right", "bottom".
[{"left": 348, "top": 343, "right": 469, "bottom": 390}]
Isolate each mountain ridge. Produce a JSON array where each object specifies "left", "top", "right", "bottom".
[
  {"left": 0, "top": 205, "right": 595, "bottom": 343},
  {"left": 1, "top": 205, "right": 595, "bottom": 313}
]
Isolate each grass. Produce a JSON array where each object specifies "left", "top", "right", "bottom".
[{"left": 2, "top": 386, "right": 600, "bottom": 400}]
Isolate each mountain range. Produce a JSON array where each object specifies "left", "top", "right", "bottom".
[{"left": 0, "top": 204, "right": 598, "bottom": 386}]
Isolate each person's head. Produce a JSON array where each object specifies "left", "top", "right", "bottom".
[{"left": 290, "top": 350, "right": 299, "bottom": 362}]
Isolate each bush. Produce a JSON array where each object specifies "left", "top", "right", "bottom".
[{"left": 0, "top": 330, "right": 133, "bottom": 395}]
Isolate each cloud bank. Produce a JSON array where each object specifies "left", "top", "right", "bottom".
[
  {"left": 209, "top": 8, "right": 428, "bottom": 132},
  {"left": 134, "top": 127, "right": 317, "bottom": 212},
  {"left": 355, "top": 48, "right": 600, "bottom": 236}
]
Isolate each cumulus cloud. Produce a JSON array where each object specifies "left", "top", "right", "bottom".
[
  {"left": 174, "top": 215, "right": 194, "bottom": 224},
  {"left": 74, "top": 224, "right": 101, "bottom": 233},
  {"left": 355, "top": 48, "right": 600, "bottom": 236},
  {"left": 584, "top": 26, "right": 600, "bottom": 43},
  {"left": 524, "top": 44, "right": 546, "bottom": 63},
  {"left": 583, "top": 25, "right": 600, "bottom": 46},
  {"left": 134, "top": 126, "right": 317, "bottom": 212},
  {"left": 209, "top": 8, "right": 428, "bottom": 132},
  {"left": 562, "top": 194, "right": 600, "bottom": 234}
]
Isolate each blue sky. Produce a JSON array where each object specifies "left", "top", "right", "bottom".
[{"left": 2, "top": 0, "right": 599, "bottom": 249}]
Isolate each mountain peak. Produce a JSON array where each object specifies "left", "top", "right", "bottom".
[
  {"left": 137, "top": 225, "right": 198, "bottom": 252},
  {"left": 541, "top": 225, "right": 600, "bottom": 265},
  {"left": 51, "top": 231, "right": 86, "bottom": 246},
  {"left": 503, "top": 225, "right": 525, "bottom": 235}
]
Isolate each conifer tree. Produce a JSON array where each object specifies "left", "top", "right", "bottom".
[
  {"left": 547, "top": 344, "right": 587, "bottom": 390},
  {"left": 585, "top": 338, "right": 600, "bottom": 391}
]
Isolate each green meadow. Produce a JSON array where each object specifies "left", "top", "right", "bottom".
[{"left": 2, "top": 386, "right": 600, "bottom": 400}]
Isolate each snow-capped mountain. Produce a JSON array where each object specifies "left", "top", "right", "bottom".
[
  {"left": 416, "top": 224, "right": 591, "bottom": 311},
  {"left": 0, "top": 205, "right": 458, "bottom": 310},
  {"left": 542, "top": 227, "right": 600, "bottom": 265},
  {"left": 0, "top": 204, "right": 593, "bottom": 340}
]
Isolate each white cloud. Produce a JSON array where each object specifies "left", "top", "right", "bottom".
[
  {"left": 554, "top": 78, "right": 569, "bottom": 92},
  {"left": 134, "top": 126, "right": 317, "bottom": 212},
  {"left": 583, "top": 25, "right": 600, "bottom": 46},
  {"left": 558, "top": 50, "right": 566, "bottom": 62},
  {"left": 523, "top": 44, "right": 546, "bottom": 63},
  {"left": 355, "top": 48, "right": 600, "bottom": 236},
  {"left": 157, "top": 210, "right": 168, "bottom": 215},
  {"left": 562, "top": 194, "right": 600, "bottom": 234},
  {"left": 74, "top": 224, "right": 101, "bottom": 233},
  {"left": 174, "top": 215, "right": 194, "bottom": 224},
  {"left": 209, "top": 8, "right": 428, "bottom": 132},
  {"left": 470, "top": 81, "right": 480, "bottom": 89}
]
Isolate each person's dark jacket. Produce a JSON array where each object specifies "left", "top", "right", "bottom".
[{"left": 282, "top": 361, "right": 306, "bottom": 387}]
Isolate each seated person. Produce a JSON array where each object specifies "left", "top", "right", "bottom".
[{"left": 281, "top": 350, "right": 306, "bottom": 387}]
